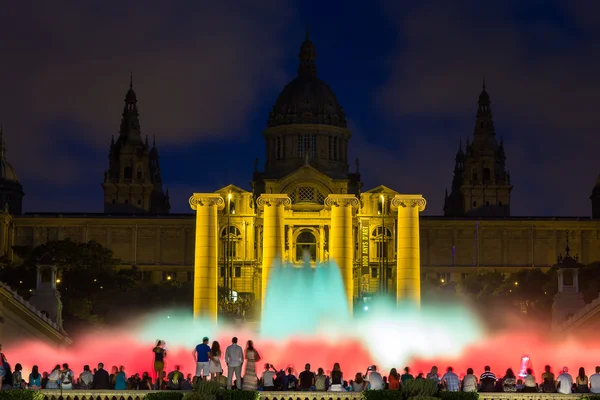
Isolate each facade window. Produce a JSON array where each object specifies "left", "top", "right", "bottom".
[
  {"left": 137, "top": 168, "right": 142, "bottom": 179},
  {"left": 276, "top": 136, "right": 285, "bottom": 160},
  {"left": 187, "top": 272, "right": 193, "bottom": 282},
  {"left": 333, "top": 138, "right": 338, "bottom": 161},
  {"left": 124, "top": 166, "right": 132, "bottom": 179},
  {"left": 371, "top": 267, "right": 378, "bottom": 278},
  {"left": 289, "top": 186, "right": 326, "bottom": 204},
  {"left": 112, "top": 199, "right": 116, "bottom": 204},
  {"left": 328, "top": 136, "right": 333, "bottom": 159},
  {"left": 298, "top": 134, "right": 316, "bottom": 158},
  {"left": 221, "top": 226, "right": 241, "bottom": 258},
  {"left": 483, "top": 168, "right": 491, "bottom": 182},
  {"left": 235, "top": 267, "right": 241, "bottom": 278},
  {"left": 220, "top": 267, "right": 226, "bottom": 277},
  {"left": 472, "top": 201, "right": 476, "bottom": 207},
  {"left": 125, "top": 199, "right": 129, "bottom": 204},
  {"left": 372, "top": 227, "right": 392, "bottom": 259},
  {"left": 485, "top": 201, "right": 490, "bottom": 206},
  {"left": 499, "top": 201, "right": 503, "bottom": 206},
  {"left": 138, "top": 199, "right": 142, "bottom": 205},
  {"left": 296, "top": 231, "right": 317, "bottom": 261}
]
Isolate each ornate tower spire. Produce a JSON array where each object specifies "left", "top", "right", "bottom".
[
  {"left": 298, "top": 25, "right": 317, "bottom": 78},
  {"left": 444, "top": 79, "right": 512, "bottom": 217},
  {"left": 119, "top": 74, "right": 141, "bottom": 141},
  {"left": 474, "top": 78, "right": 495, "bottom": 137}
]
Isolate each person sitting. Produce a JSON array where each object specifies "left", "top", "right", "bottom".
[
  {"left": 298, "top": 363, "right": 315, "bottom": 391},
  {"left": 167, "top": 365, "right": 184, "bottom": 390},
  {"left": 479, "top": 365, "right": 496, "bottom": 392},
  {"left": 522, "top": 368, "right": 538, "bottom": 393},
  {"left": 541, "top": 365, "right": 556, "bottom": 393},
  {"left": 79, "top": 365, "right": 94, "bottom": 390},
  {"left": 462, "top": 368, "right": 478, "bottom": 392},
  {"left": 261, "top": 364, "right": 276, "bottom": 391},
  {"left": 388, "top": 368, "right": 400, "bottom": 390},
  {"left": 314, "top": 368, "right": 329, "bottom": 392},
  {"left": 442, "top": 366, "right": 460, "bottom": 392},
  {"left": 556, "top": 367, "right": 573, "bottom": 394},
  {"left": 502, "top": 368, "right": 517, "bottom": 392},
  {"left": 352, "top": 373, "right": 367, "bottom": 392},
  {"left": 576, "top": 367, "right": 590, "bottom": 393},
  {"left": 284, "top": 367, "right": 298, "bottom": 391}
]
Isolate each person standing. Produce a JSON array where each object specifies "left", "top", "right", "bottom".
[
  {"left": 225, "top": 337, "right": 244, "bottom": 390},
  {"left": 93, "top": 363, "right": 110, "bottom": 389},
  {"left": 242, "top": 340, "right": 261, "bottom": 390},
  {"left": 209, "top": 341, "right": 223, "bottom": 381},
  {"left": 193, "top": 337, "right": 211, "bottom": 382},
  {"left": 153, "top": 340, "right": 167, "bottom": 389}
]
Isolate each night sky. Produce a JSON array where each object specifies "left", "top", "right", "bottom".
[{"left": 1, "top": 1, "right": 598, "bottom": 216}]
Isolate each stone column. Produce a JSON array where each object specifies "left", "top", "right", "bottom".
[
  {"left": 391, "top": 194, "right": 426, "bottom": 308},
  {"left": 287, "top": 225, "right": 294, "bottom": 262},
  {"left": 257, "top": 194, "right": 290, "bottom": 311},
  {"left": 319, "top": 225, "right": 325, "bottom": 262},
  {"left": 325, "top": 194, "right": 359, "bottom": 313},
  {"left": 189, "top": 193, "right": 225, "bottom": 322}
]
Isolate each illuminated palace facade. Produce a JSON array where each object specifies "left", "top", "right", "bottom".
[{"left": 4, "top": 35, "right": 600, "bottom": 312}]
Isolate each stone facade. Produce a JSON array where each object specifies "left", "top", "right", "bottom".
[
  {"left": 3, "top": 32, "right": 600, "bottom": 308},
  {"left": 8, "top": 207, "right": 600, "bottom": 303}
]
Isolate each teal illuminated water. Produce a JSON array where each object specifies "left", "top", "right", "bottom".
[{"left": 260, "top": 256, "right": 351, "bottom": 339}]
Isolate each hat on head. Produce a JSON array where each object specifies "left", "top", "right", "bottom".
[{"left": 203, "top": 337, "right": 209, "bottom": 341}]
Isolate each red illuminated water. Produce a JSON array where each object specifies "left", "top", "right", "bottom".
[{"left": 5, "top": 319, "right": 600, "bottom": 380}]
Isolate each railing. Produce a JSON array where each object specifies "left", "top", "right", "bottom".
[{"left": 39, "top": 390, "right": 591, "bottom": 400}]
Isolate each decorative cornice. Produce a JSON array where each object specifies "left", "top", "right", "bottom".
[
  {"left": 391, "top": 194, "right": 427, "bottom": 212},
  {"left": 324, "top": 194, "right": 360, "bottom": 208},
  {"left": 188, "top": 194, "right": 225, "bottom": 210},
  {"left": 256, "top": 194, "right": 291, "bottom": 209}
]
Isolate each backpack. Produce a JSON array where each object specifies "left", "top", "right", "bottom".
[{"left": 315, "top": 375, "right": 327, "bottom": 391}]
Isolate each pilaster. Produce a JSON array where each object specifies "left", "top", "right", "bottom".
[
  {"left": 189, "top": 193, "right": 225, "bottom": 323},
  {"left": 257, "top": 194, "right": 291, "bottom": 312},
  {"left": 325, "top": 194, "right": 360, "bottom": 313},
  {"left": 391, "top": 194, "right": 426, "bottom": 308}
]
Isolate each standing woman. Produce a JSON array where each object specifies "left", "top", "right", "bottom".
[
  {"left": 209, "top": 341, "right": 223, "bottom": 381},
  {"left": 153, "top": 340, "right": 167, "bottom": 389},
  {"left": 242, "top": 340, "right": 261, "bottom": 390}
]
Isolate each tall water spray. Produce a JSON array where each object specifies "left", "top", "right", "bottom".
[{"left": 261, "top": 254, "right": 351, "bottom": 339}]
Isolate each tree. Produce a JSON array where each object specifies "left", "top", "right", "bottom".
[{"left": 10, "top": 239, "right": 138, "bottom": 333}]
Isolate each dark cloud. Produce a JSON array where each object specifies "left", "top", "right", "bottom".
[
  {"left": 375, "top": 1, "right": 600, "bottom": 216},
  {"left": 0, "top": 2, "right": 294, "bottom": 185}
]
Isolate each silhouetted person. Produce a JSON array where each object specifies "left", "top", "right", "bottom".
[{"left": 93, "top": 363, "right": 110, "bottom": 389}]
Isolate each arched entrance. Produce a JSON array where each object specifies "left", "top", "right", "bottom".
[{"left": 296, "top": 230, "right": 317, "bottom": 262}]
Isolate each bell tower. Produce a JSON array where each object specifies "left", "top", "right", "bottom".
[
  {"left": 102, "top": 75, "right": 170, "bottom": 214},
  {"left": 444, "top": 79, "right": 512, "bottom": 217},
  {"left": 551, "top": 232, "right": 585, "bottom": 330}
]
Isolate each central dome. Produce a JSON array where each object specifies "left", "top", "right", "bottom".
[{"left": 268, "top": 33, "right": 346, "bottom": 128}]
